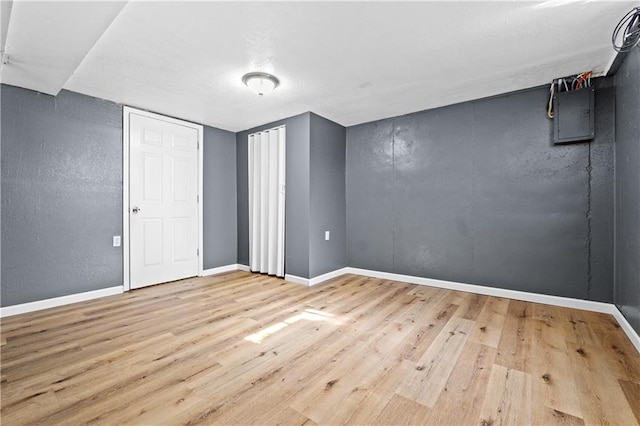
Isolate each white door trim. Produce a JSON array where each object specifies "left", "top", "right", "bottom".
[{"left": 122, "top": 106, "right": 204, "bottom": 291}]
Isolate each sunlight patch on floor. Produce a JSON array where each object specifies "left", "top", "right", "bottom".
[{"left": 244, "top": 308, "right": 340, "bottom": 344}]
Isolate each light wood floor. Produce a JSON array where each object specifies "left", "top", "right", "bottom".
[{"left": 2, "top": 272, "right": 640, "bottom": 425}]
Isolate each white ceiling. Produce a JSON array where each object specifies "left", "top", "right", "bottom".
[{"left": 1, "top": 1, "right": 636, "bottom": 132}]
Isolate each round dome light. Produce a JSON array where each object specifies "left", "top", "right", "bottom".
[{"left": 242, "top": 72, "right": 280, "bottom": 96}]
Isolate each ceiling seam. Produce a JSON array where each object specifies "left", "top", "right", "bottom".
[{"left": 58, "top": 1, "right": 130, "bottom": 95}]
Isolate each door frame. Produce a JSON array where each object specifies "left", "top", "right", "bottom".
[{"left": 122, "top": 106, "right": 204, "bottom": 292}]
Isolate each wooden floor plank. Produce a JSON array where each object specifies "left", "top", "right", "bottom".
[
  {"left": 619, "top": 379, "right": 640, "bottom": 424},
  {"left": 341, "top": 359, "right": 415, "bottom": 425},
  {"left": 453, "top": 291, "right": 488, "bottom": 320},
  {"left": 372, "top": 394, "right": 431, "bottom": 426},
  {"left": 530, "top": 317, "right": 583, "bottom": 420},
  {"left": 561, "top": 308, "right": 604, "bottom": 347},
  {"left": 468, "top": 296, "right": 509, "bottom": 348},
  {"left": 1, "top": 272, "right": 639, "bottom": 425},
  {"left": 495, "top": 299, "right": 535, "bottom": 372},
  {"left": 478, "top": 364, "right": 532, "bottom": 426},
  {"left": 538, "top": 408, "right": 586, "bottom": 426},
  {"left": 567, "top": 342, "right": 638, "bottom": 425},
  {"left": 396, "top": 316, "right": 475, "bottom": 407},
  {"left": 425, "top": 341, "right": 496, "bottom": 425},
  {"left": 299, "top": 320, "right": 418, "bottom": 424}
]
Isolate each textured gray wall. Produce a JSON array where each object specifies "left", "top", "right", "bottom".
[
  {"left": 1, "top": 85, "right": 240, "bottom": 307},
  {"left": 236, "top": 113, "right": 311, "bottom": 278},
  {"left": 0, "top": 85, "right": 3, "bottom": 291},
  {"left": 614, "top": 47, "right": 640, "bottom": 334},
  {"left": 309, "top": 113, "right": 347, "bottom": 278},
  {"left": 347, "top": 85, "right": 614, "bottom": 301},
  {"left": 203, "top": 126, "right": 237, "bottom": 269},
  {"left": 1, "top": 85, "right": 123, "bottom": 306},
  {"left": 590, "top": 82, "right": 615, "bottom": 302},
  {"left": 346, "top": 119, "right": 395, "bottom": 273}
]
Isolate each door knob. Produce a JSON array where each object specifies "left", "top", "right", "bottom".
[{"left": 132, "top": 206, "right": 141, "bottom": 214}]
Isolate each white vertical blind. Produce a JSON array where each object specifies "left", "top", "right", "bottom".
[{"left": 248, "top": 126, "right": 286, "bottom": 277}]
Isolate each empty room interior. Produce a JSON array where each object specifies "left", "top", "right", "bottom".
[{"left": 2, "top": 1, "right": 640, "bottom": 425}]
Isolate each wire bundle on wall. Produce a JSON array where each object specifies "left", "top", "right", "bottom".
[
  {"left": 547, "top": 71, "right": 592, "bottom": 119},
  {"left": 612, "top": 6, "right": 640, "bottom": 52}
]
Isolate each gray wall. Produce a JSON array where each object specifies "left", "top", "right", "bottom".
[
  {"left": 236, "top": 113, "right": 311, "bottom": 278},
  {"left": 203, "top": 126, "right": 237, "bottom": 269},
  {"left": 1, "top": 85, "right": 239, "bottom": 307},
  {"left": 0, "top": 84, "right": 3, "bottom": 290},
  {"left": 347, "top": 84, "right": 614, "bottom": 301},
  {"left": 1, "top": 85, "right": 123, "bottom": 306},
  {"left": 590, "top": 82, "right": 616, "bottom": 302},
  {"left": 614, "top": 47, "right": 640, "bottom": 334},
  {"left": 309, "top": 113, "right": 347, "bottom": 277}
]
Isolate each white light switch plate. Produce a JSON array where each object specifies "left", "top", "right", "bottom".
[
  {"left": 325, "top": 231, "right": 330, "bottom": 241},
  {"left": 113, "top": 236, "right": 121, "bottom": 247}
]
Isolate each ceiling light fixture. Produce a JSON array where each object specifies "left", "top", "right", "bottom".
[{"left": 242, "top": 72, "right": 280, "bottom": 96}]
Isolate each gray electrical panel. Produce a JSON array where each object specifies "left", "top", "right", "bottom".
[{"left": 553, "top": 87, "right": 595, "bottom": 144}]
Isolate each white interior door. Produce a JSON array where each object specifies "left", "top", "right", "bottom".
[{"left": 128, "top": 112, "right": 199, "bottom": 289}]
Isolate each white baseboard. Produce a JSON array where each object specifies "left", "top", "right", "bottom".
[
  {"left": 345, "top": 267, "right": 614, "bottom": 313},
  {"left": 0, "top": 286, "right": 123, "bottom": 318},
  {"left": 285, "top": 268, "right": 349, "bottom": 287},
  {"left": 284, "top": 274, "right": 309, "bottom": 286},
  {"left": 202, "top": 264, "right": 244, "bottom": 276},
  {"left": 611, "top": 308, "right": 640, "bottom": 355},
  {"left": 310, "top": 267, "right": 349, "bottom": 286},
  {"left": 201, "top": 264, "right": 253, "bottom": 276}
]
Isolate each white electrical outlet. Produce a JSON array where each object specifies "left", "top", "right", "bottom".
[
  {"left": 113, "top": 236, "right": 121, "bottom": 247},
  {"left": 325, "top": 231, "right": 330, "bottom": 241}
]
